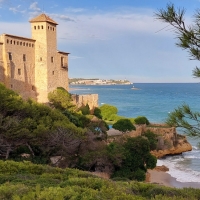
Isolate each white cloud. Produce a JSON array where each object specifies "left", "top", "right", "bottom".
[
  {"left": 9, "top": 5, "right": 25, "bottom": 14},
  {"left": 55, "top": 8, "right": 174, "bottom": 46},
  {"left": 65, "top": 7, "right": 86, "bottom": 13},
  {"left": 51, "top": 14, "right": 75, "bottom": 22},
  {"left": 29, "top": 2, "right": 41, "bottom": 11}
]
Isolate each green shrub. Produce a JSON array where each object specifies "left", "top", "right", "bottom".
[
  {"left": 48, "top": 87, "right": 75, "bottom": 111},
  {"left": 93, "top": 107, "right": 102, "bottom": 119},
  {"left": 111, "top": 136, "right": 156, "bottom": 181},
  {"left": 133, "top": 169, "right": 146, "bottom": 181},
  {"left": 113, "top": 119, "right": 136, "bottom": 132},
  {"left": 134, "top": 116, "right": 150, "bottom": 125},
  {"left": 142, "top": 130, "right": 158, "bottom": 150},
  {"left": 79, "top": 104, "right": 90, "bottom": 115},
  {"left": 99, "top": 104, "right": 118, "bottom": 120}
]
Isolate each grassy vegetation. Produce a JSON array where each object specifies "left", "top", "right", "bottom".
[
  {"left": 99, "top": 104, "right": 149, "bottom": 125},
  {"left": 0, "top": 160, "right": 200, "bottom": 199}
]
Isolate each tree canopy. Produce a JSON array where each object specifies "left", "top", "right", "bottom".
[
  {"left": 155, "top": 3, "right": 200, "bottom": 136},
  {"left": 112, "top": 119, "right": 136, "bottom": 133}
]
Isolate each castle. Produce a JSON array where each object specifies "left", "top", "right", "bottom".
[{"left": 0, "top": 14, "right": 69, "bottom": 102}]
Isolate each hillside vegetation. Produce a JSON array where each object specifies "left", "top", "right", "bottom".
[
  {"left": 0, "top": 83, "right": 156, "bottom": 181},
  {"left": 0, "top": 160, "right": 200, "bottom": 199}
]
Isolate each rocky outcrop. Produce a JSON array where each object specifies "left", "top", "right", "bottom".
[
  {"left": 146, "top": 125, "right": 192, "bottom": 158},
  {"left": 108, "top": 124, "right": 192, "bottom": 158},
  {"left": 151, "top": 138, "right": 192, "bottom": 158}
]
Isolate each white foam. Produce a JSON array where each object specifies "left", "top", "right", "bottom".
[
  {"left": 157, "top": 158, "right": 200, "bottom": 182},
  {"left": 192, "top": 146, "right": 199, "bottom": 150}
]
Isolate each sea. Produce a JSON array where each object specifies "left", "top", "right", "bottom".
[{"left": 70, "top": 83, "right": 200, "bottom": 183}]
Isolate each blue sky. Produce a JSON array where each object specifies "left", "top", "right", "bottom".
[{"left": 0, "top": 0, "right": 200, "bottom": 83}]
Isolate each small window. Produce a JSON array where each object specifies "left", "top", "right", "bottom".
[
  {"left": 8, "top": 52, "right": 12, "bottom": 61},
  {"left": 53, "top": 27, "right": 54, "bottom": 31},
  {"left": 11, "top": 84, "right": 13, "bottom": 88},
  {"left": 61, "top": 57, "right": 64, "bottom": 67},
  {"left": 34, "top": 26, "right": 36, "bottom": 30},
  {"left": 20, "top": 42, "right": 22, "bottom": 46},
  {"left": 18, "top": 68, "right": 21, "bottom": 75},
  {"left": 23, "top": 54, "right": 26, "bottom": 61},
  {"left": 41, "top": 25, "right": 43, "bottom": 29},
  {"left": 14, "top": 41, "right": 15, "bottom": 45},
  {"left": 17, "top": 41, "right": 19, "bottom": 45},
  {"left": 48, "top": 26, "right": 49, "bottom": 30},
  {"left": 26, "top": 43, "right": 28, "bottom": 47},
  {"left": 23, "top": 42, "right": 25, "bottom": 46},
  {"left": 32, "top": 85, "right": 35, "bottom": 91},
  {"left": 32, "top": 44, "right": 34, "bottom": 47},
  {"left": 52, "top": 71, "right": 54, "bottom": 75},
  {"left": 51, "top": 57, "right": 54, "bottom": 63},
  {"left": 10, "top": 40, "right": 12, "bottom": 44},
  {"left": 40, "top": 57, "right": 42, "bottom": 61},
  {"left": 38, "top": 25, "right": 40, "bottom": 29},
  {"left": 29, "top": 43, "right": 31, "bottom": 47},
  {"left": 7, "top": 39, "right": 9, "bottom": 43}
]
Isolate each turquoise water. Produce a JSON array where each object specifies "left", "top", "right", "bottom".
[{"left": 70, "top": 83, "right": 200, "bottom": 182}]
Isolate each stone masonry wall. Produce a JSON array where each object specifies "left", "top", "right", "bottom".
[{"left": 72, "top": 94, "right": 98, "bottom": 112}]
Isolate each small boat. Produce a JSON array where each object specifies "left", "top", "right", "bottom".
[{"left": 131, "top": 85, "right": 140, "bottom": 90}]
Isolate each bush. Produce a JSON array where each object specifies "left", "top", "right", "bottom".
[
  {"left": 134, "top": 116, "right": 150, "bottom": 125},
  {"left": 133, "top": 169, "right": 146, "bottom": 182},
  {"left": 48, "top": 87, "right": 75, "bottom": 111},
  {"left": 111, "top": 136, "right": 157, "bottom": 181},
  {"left": 142, "top": 130, "right": 158, "bottom": 150},
  {"left": 113, "top": 119, "right": 136, "bottom": 133},
  {"left": 99, "top": 104, "right": 118, "bottom": 120},
  {"left": 79, "top": 104, "right": 90, "bottom": 115},
  {"left": 93, "top": 107, "right": 102, "bottom": 119}
]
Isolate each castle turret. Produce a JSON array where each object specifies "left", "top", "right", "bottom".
[{"left": 30, "top": 14, "right": 68, "bottom": 102}]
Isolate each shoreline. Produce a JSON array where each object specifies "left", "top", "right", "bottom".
[{"left": 148, "top": 169, "right": 200, "bottom": 189}]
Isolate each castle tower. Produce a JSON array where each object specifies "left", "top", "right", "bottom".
[{"left": 30, "top": 14, "right": 68, "bottom": 102}]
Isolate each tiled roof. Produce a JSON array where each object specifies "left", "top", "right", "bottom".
[{"left": 29, "top": 13, "right": 58, "bottom": 25}]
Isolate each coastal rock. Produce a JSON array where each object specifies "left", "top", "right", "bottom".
[
  {"left": 151, "top": 141, "right": 192, "bottom": 158},
  {"left": 108, "top": 124, "right": 192, "bottom": 158},
  {"left": 154, "top": 165, "right": 169, "bottom": 172}
]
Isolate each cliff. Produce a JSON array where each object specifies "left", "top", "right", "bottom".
[{"left": 108, "top": 124, "right": 192, "bottom": 158}]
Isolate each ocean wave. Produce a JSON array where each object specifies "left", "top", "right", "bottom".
[
  {"left": 157, "top": 159, "right": 200, "bottom": 182},
  {"left": 183, "top": 155, "right": 200, "bottom": 159},
  {"left": 192, "top": 146, "right": 199, "bottom": 150}
]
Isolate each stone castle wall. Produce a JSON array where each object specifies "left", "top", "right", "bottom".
[
  {"left": 0, "top": 42, "right": 4, "bottom": 83},
  {"left": 0, "top": 34, "right": 36, "bottom": 100},
  {"left": 0, "top": 14, "right": 69, "bottom": 103},
  {"left": 72, "top": 94, "right": 98, "bottom": 111}
]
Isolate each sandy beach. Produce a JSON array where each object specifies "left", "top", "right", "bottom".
[{"left": 148, "top": 169, "right": 200, "bottom": 189}]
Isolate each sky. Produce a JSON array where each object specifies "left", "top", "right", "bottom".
[{"left": 0, "top": 0, "right": 200, "bottom": 83}]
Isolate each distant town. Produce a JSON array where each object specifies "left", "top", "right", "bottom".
[{"left": 69, "top": 78, "right": 132, "bottom": 85}]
